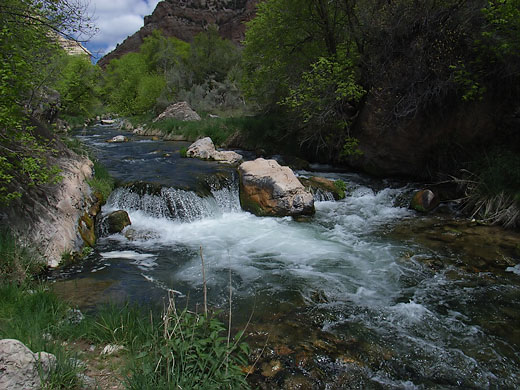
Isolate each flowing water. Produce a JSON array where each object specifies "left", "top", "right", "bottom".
[{"left": 52, "top": 125, "right": 520, "bottom": 389}]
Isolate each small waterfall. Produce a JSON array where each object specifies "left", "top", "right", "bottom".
[
  {"left": 312, "top": 189, "right": 336, "bottom": 202},
  {"left": 106, "top": 175, "right": 240, "bottom": 222}
]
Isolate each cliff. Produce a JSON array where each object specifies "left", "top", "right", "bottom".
[{"left": 98, "top": 0, "right": 258, "bottom": 67}]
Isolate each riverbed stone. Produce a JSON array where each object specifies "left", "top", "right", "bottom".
[
  {"left": 239, "top": 158, "right": 315, "bottom": 217},
  {"left": 106, "top": 135, "right": 128, "bottom": 143},
  {"left": 105, "top": 210, "right": 131, "bottom": 234},
  {"left": 0, "top": 339, "right": 56, "bottom": 390},
  {"left": 410, "top": 189, "right": 440, "bottom": 212},
  {"left": 153, "top": 101, "right": 201, "bottom": 122},
  {"left": 186, "top": 137, "right": 242, "bottom": 164}
]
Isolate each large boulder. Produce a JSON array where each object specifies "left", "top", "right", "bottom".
[
  {"left": 239, "top": 158, "right": 315, "bottom": 217},
  {"left": 153, "top": 101, "right": 201, "bottom": 122},
  {"left": 186, "top": 137, "right": 242, "bottom": 165},
  {"left": 0, "top": 339, "right": 56, "bottom": 390}
]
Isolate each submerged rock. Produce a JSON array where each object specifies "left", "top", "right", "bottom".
[
  {"left": 410, "top": 189, "right": 440, "bottom": 212},
  {"left": 105, "top": 210, "right": 131, "bottom": 234},
  {"left": 0, "top": 339, "right": 56, "bottom": 390},
  {"left": 186, "top": 137, "right": 242, "bottom": 164},
  {"left": 153, "top": 101, "right": 201, "bottom": 122},
  {"left": 239, "top": 158, "right": 315, "bottom": 217}
]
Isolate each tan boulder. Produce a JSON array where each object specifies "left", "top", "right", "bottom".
[
  {"left": 239, "top": 158, "right": 314, "bottom": 217},
  {"left": 186, "top": 137, "right": 242, "bottom": 165}
]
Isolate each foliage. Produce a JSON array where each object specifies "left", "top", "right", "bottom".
[
  {"left": 126, "top": 297, "right": 250, "bottom": 390},
  {"left": 179, "top": 147, "right": 188, "bottom": 158},
  {"left": 0, "top": 229, "right": 44, "bottom": 284},
  {"left": 0, "top": 0, "right": 94, "bottom": 204},
  {"left": 54, "top": 54, "right": 101, "bottom": 117},
  {"left": 457, "top": 150, "right": 520, "bottom": 228},
  {"left": 87, "top": 160, "right": 114, "bottom": 203},
  {"left": 103, "top": 28, "right": 244, "bottom": 117},
  {"left": 333, "top": 179, "right": 347, "bottom": 200},
  {"left": 0, "top": 283, "right": 84, "bottom": 389},
  {"left": 103, "top": 53, "right": 164, "bottom": 115},
  {"left": 151, "top": 114, "right": 288, "bottom": 150}
]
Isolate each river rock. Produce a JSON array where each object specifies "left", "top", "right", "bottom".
[
  {"left": 410, "top": 189, "right": 440, "bottom": 212},
  {"left": 105, "top": 210, "right": 131, "bottom": 234},
  {"left": 101, "top": 119, "right": 116, "bottom": 125},
  {"left": 186, "top": 137, "right": 243, "bottom": 164},
  {"left": 239, "top": 158, "right": 315, "bottom": 217},
  {"left": 0, "top": 339, "right": 56, "bottom": 390},
  {"left": 106, "top": 135, "right": 128, "bottom": 143},
  {"left": 153, "top": 101, "right": 201, "bottom": 122}
]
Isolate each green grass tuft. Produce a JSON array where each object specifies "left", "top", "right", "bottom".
[
  {"left": 0, "top": 229, "right": 44, "bottom": 283},
  {"left": 88, "top": 161, "right": 115, "bottom": 203}
]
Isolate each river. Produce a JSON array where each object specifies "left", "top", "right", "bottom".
[{"left": 51, "top": 124, "right": 520, "bottom": 389}]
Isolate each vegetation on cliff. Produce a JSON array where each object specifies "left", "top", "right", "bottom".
[
  {"left": 102, "top": 27, "right": 245, "bottom": 116},
  {"left": 0, "top": 0, "right": 99, "bottom": 204}
]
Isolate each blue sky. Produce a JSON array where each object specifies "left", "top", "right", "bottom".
[{"left": 83, "top": 0, "right": 160, "bottom": 61}]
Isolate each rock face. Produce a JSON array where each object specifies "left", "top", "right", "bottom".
[
  {"left": 153, "top": 101, "right": 201, "bottom": 122},
  {"left": 187, "top": 137, "right": 243, "bottom": 164},
  {"left": 410, "top": 189, "right": 440, "bottom": 212},
  {"left": 0, "top": 339, "right": 56, "bottom": 390},
  {"left": 0, "top": 152, "right": 95, "bottom": 267},
  {"left": 239, "top": 158, "right": 315, "bottom": 217},
  {"left": 98, "top": 0, "right": 258, "bottom": 67},
  {"left": 347, "top": 94, "right": 501, "bottom": 178}
]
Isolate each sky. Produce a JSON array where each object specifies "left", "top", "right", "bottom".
[{"left": 83, "top": 0, "right": 161, "bottom": 61}]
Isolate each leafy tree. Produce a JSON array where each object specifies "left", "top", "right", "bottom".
[
  {"left": 188, "top": 25, "right": 241, "bottom": 85},
  {"left": 54, "top": 54, "right": 101, "bottom": 116},
  {"left": 0, "top": 0, "right": 94, "bottom": 204}
]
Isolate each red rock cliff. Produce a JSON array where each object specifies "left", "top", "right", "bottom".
[{"left": 98, "top": 0, "right": 258, "bottom": 67}]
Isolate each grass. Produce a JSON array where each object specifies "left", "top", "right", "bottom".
[
  {"left": 88, "top": 160, "right": 115, "bottom": 203},
  {"left": 0, "top": 283, "right": 85, "bottom": 389},
  {"left": 148, "top": 113, "right": 291, "bottom": 152},
  {"left": 457, "top": 149, "right": 520, "bottom": 228},
  {"left": 0, "top": 228, "right": 44, "bottom": 283},
  {"left": 1, "top": 229, "right": 251, "bottom": 389}
]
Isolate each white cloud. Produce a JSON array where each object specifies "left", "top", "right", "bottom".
[{"left": 84, "top": 0, "right": 160, "bottom": 57}]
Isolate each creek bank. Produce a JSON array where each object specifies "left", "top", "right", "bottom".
[{"left": 0, "top": 151, "right": 97, "bottom": 267}]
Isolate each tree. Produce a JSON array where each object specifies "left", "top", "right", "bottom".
[
  {"left": 55, "top": 54, "right": 101, "bottom": 117},
  {"left": 0, "top": 0, "right": 94, "bottom": 203}
]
